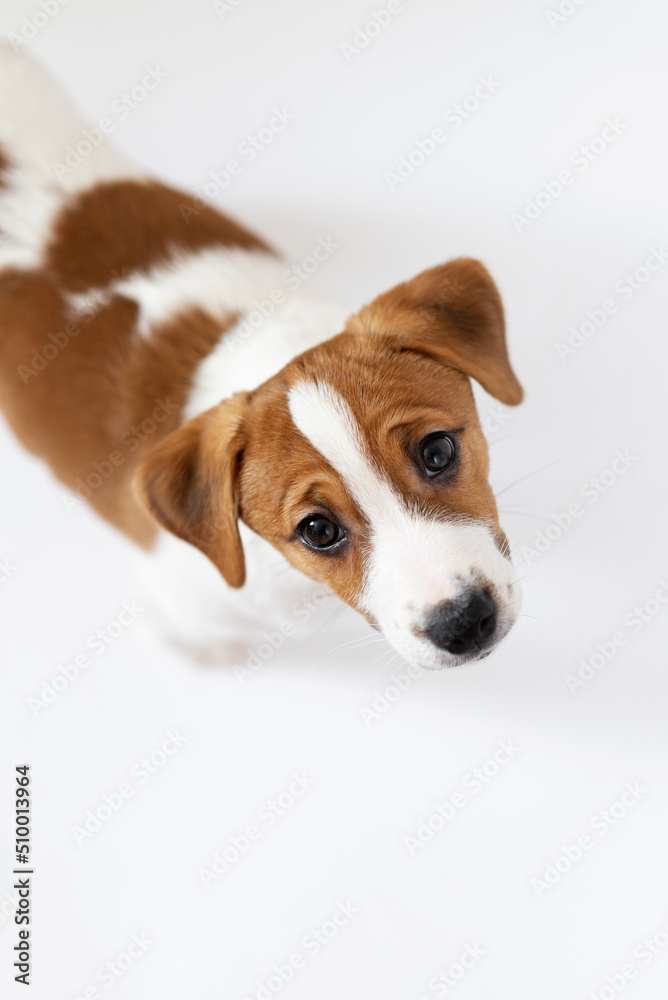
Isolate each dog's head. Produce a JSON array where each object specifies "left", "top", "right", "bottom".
[{"left": 135, "top": 258, "right": 523, "bottom": 669}]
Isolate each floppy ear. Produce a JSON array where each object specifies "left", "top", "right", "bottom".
[
  {"left": 133, "top": 394, "right": 249, "bottom": 587},
  {"left": 347, "top": 257, "right": 523, "bottom": 405}
]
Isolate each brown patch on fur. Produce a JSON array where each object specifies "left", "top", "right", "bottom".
[
  {"left": 347, "top": 257, "right": 523, "bottom": 406},
  {"left": 0, "top": 262, "right": 237, "bottom": 546},
  {"left": 44, "top": 179, "right": 271, "bottom": 292},
  {"left": 0, "top": 144, "right": 10, "bottom": 185},
  {"left": 135, "top": 395, "right": 248, "bottom": 587}
]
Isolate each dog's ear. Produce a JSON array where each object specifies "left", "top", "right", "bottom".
[
  {"left": 134, "top": 394, "right": 249, "bottom": 588},
  {"left": 346, "top": 257, "right": 523, "bottom": 405}
]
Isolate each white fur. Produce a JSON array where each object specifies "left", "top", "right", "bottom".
[
  {"left": 0, "top": 161, "right": 62, "bottom": 270},
  {"left": 64, "top": 244, "right": 348, "bottom": 363},
  {"left": 134, "top": 524, "right": 331, "bottom": 664},
  {"left": 0, "top": 44, "right": 141, "bottom": 273},
  {"left": 66, "top": 287, "right": 116, "bottom": 317},
  {"left": 74, "top": 246, "right": 279, "bottom": 335},
  {"left": 288, "top": 381, "right": 519, "bottom": 668},
  {"left": 185, "top": 267, "right": 349, "bottom": 416}
]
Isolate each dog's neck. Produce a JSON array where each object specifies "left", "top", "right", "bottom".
[{"left": 180, "top": 250, "right": 349, "bottom": 420}]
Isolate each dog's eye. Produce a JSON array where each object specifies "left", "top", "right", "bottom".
[
  {"left": 420, "top": 432, "right": 456, "bottom": 476},
  {"left": 297, "top": 515, "right": 343, "bottom": 550}
]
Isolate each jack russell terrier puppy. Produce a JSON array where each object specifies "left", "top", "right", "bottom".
[{"left": 0, "top": 46, "right": 523, "bottom": 669}]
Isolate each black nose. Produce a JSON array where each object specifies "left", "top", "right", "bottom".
[{"left": 424, "top": 590, "right": 497, "bottom": 655}]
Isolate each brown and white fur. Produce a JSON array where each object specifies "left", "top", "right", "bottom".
[{"left": 0, "top": 46, "right": 523, "bottom": 670}]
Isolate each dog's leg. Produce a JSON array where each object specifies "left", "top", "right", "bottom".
[{"left": 134, "top": 527, "right": 330, "bottom": 667}]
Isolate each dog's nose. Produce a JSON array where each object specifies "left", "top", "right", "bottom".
[{"left": 424, "top": 589, "right": 497, "bottom": 655}]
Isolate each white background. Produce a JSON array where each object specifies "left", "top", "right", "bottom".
[{"left": 2, "top": 1, "right": 668, "bottom": 998}]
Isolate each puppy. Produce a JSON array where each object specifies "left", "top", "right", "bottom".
[{"left": 0, "top": 46, "right": 523, "bottom": 669}]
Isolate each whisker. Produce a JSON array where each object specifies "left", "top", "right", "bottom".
[
  {"left": 319, "top": 633, "right": 387, "bottom": 658},
  {"left": 499, "top": 498, "right": 550, "bottom": 509},
  {"left": 498, "top": 508, "right": 545, "bottom": 523},
  {"left": 488, "top": 432, "right": 520, "bottom": 447},
  {"left": 496, "top": 457, "right": 567, "bottom": 499},
  {"left": 514, "top": 567, "right": 554, "bottom": 581},
  {"left": 362, "top": 645, "right": 397, "bottom": 677},
  {"left": 311, "top": 628, "right": 385, "bottom": 668},
  {"left": 375, "top": 652, "right": 404, "bottom": 679}
]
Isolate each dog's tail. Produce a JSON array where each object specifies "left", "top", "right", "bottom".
[
  {"left": 0, "top": 42, "right": 144, "bottom": 268},
  {"left": 0, "top": 41, "right": 140, "bottom": 191}
]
